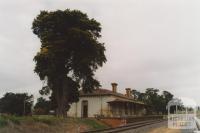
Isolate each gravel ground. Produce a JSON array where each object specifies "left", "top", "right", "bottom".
[{"left": 120, "top": 121, "right": 196, "bottom": 133}]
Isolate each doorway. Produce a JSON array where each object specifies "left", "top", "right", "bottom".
[{"left": 82, "top": 100, "right": 88, "bottom": 118}]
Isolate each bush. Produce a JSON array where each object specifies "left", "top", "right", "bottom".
[{"left": 34, "top": 108, "right": 46, "bottom": 115}]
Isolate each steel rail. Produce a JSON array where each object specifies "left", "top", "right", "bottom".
[{"left": 82, "top": 119, "right": 165, "bottom": 133}]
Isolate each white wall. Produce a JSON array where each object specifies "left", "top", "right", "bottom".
[
  {"left": 67, "top": 95, "right": 146, "bottom": 117},
  {"left": 67, "top": 95, "right": 115, "bottom": 117}
]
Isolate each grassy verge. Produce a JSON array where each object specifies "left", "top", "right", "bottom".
[
  {"left": 0, "top": 115, "right": 109, "bottom": 131},
  {"left": 0, "top": 115, "right": 64, "bottom": 126},
  {"left": 50, "top": 117, "right": 109, "bottom": 130},
  {"left": 31, "top": 115, "right": 63, "bottom": 125},
  {"left": 78, "top": 118, "right": 109, "bottom": 130},
  {"left": 0, "top": 116, "right": 8, "bottom": 128}
]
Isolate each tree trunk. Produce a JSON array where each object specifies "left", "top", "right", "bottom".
[
  {"left": 55, "top": 79, "right": 68, "bottom": 117},
  {"left": 55, "top": 88, "right": 65, "bottom": 117}
]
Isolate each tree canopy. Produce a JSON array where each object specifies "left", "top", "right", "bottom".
[
  {"left": 131, "top": 88, "right": 173, "bottom": 114},
  {"left": 0, "top": 92, "right": 33, "bottom": 116},
  {"left": 32, "top": 9, "right": 106, "bottom": 116}
]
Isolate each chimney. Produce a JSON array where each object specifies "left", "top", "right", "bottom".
[
  {"left": 111, "top": 83, "right": 118, "bottom": 93},
  {"left": 125, "top": 88, "right": 131, "bottom": 97}
]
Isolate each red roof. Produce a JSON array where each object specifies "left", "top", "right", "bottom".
[
  {"left": 79, "top": 88, "right": 145, "bottom": 105},
  {"left": 80, "top": 88, "right": 122, "bottom": 97}
]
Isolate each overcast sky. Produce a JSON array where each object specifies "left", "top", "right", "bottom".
[{"left": 0, "top": 0, "right": 200, "bottom": 104}]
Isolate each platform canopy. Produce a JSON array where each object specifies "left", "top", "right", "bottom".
[{"left": 107, "top": 98, "right": 145, "bottom": 105}]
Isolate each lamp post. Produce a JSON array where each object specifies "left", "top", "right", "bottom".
[{"left": 23, "top": 98, "right": 27, "bottom": 116}]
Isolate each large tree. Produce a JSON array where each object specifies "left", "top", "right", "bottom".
[{"left": 32, "top": 9, "right": 106, "bottom": 116}]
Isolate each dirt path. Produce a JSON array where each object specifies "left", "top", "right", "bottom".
[
  {"left": 120, "top": 121, "right": 195, "bottom": 133},
  {"left": 148, "top": 127, "right": 181, "bottom": 133},
  {"left": 147, "top": 123, "right": 195, "bottom": 133}
]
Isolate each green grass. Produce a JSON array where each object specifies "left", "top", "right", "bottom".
[
  {"left": 78, "top": 118, "right": 108, "bottom": 130},
  {"left": 0, "top": 115, "right": 76, "bottom": 126},
  {"left": 0, "top": 115, "right": 21, "bottom": 126},
  {"left": 32, "top": 115, "right": 63, "bottom": 125},
  {"left": 0, "top": 115, "right": 59, "bottom": 126},
  {"left": 0, "top": 116, "right": 8, "bottom": 128},
  {"left": 6, "top": 115, "right": 21, "bottom": 124}
]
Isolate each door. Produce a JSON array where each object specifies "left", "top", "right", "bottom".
[{"left": 82, "top": 100, "right": 88, "bottom": 118}]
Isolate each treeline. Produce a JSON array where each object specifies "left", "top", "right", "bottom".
[
  {"left": 0, "top": 88, "right": 174, "bottom": 116},
  {"left": 0, "top": 93, "right": 33, "bottom": 116},
  {"left": 0, "top": 92, "right": 52, "bottom": 116},
  {"left": 131, "top": 88, "right": 173, "bottom": 115}
]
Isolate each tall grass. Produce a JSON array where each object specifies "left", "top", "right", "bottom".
[
  {"left": 0, "top": 116, "right": 8, "bottom": 128},
  {"left": 0, "top": 115, "right": 61, "bottom": 127},
  {"left": 32, "top": 115, "right": 62, "bottom": 125},
  {"left": 0, "top": 115, "right": 109, "bottom": 131}
]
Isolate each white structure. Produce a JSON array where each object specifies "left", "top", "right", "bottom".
[
  {"left": 68, "top": 83, "right": 147, "bottom": 118},
  {"left": 167, "top": 98, "right": 197, "bottom": 129}
]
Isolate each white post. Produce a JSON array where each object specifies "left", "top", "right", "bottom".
[
  {"left": 186, "top": 107, "right": 188, "bottom": 115},
  {"left": 168, "top": 105, "right": 170, "bottom": 115}
]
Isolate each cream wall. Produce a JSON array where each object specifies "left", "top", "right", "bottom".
[
  {"left": 67, "top": 95, "right": 146, "bottom": 117},
  {"left": 67, "top": 95, "right": 115, "bottom": 117}
]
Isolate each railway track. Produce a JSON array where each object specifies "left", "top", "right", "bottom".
[{"left": 82, "top": 119, "right": 165, "bottom": 133}]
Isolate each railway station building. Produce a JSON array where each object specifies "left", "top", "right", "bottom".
[{"left": 67, "top": 83, "right": 147, "bottom": 118}]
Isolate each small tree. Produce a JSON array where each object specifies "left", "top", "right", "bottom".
[
  {"left": 34, "top": 97, "right": 51, "bottom": 115},
  {"left": 131, "top": 89, "right": 141, "bottom": 100},
  {"left": 144, "top": 88, "right": 174, "bottom": 114},
  {"left": 32, "top": 9, "right": 106, "bottom": 117},
  {"left": 0, "top": 92, "right": 33, "bottom": 116},
  {"left": 161, "top": 91, "right": 173, "bottom": 114}
]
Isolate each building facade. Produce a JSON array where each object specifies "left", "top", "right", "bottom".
[{"left": 67, "top": 83, "right": 147, "bottom": 118}]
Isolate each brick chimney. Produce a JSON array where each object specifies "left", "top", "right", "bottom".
[
  {"left": 125, "top": 88, "right": 131, "bottom": 97},
  {"left": 111, "top": 83, "right": 118, "bottom": 93}
]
